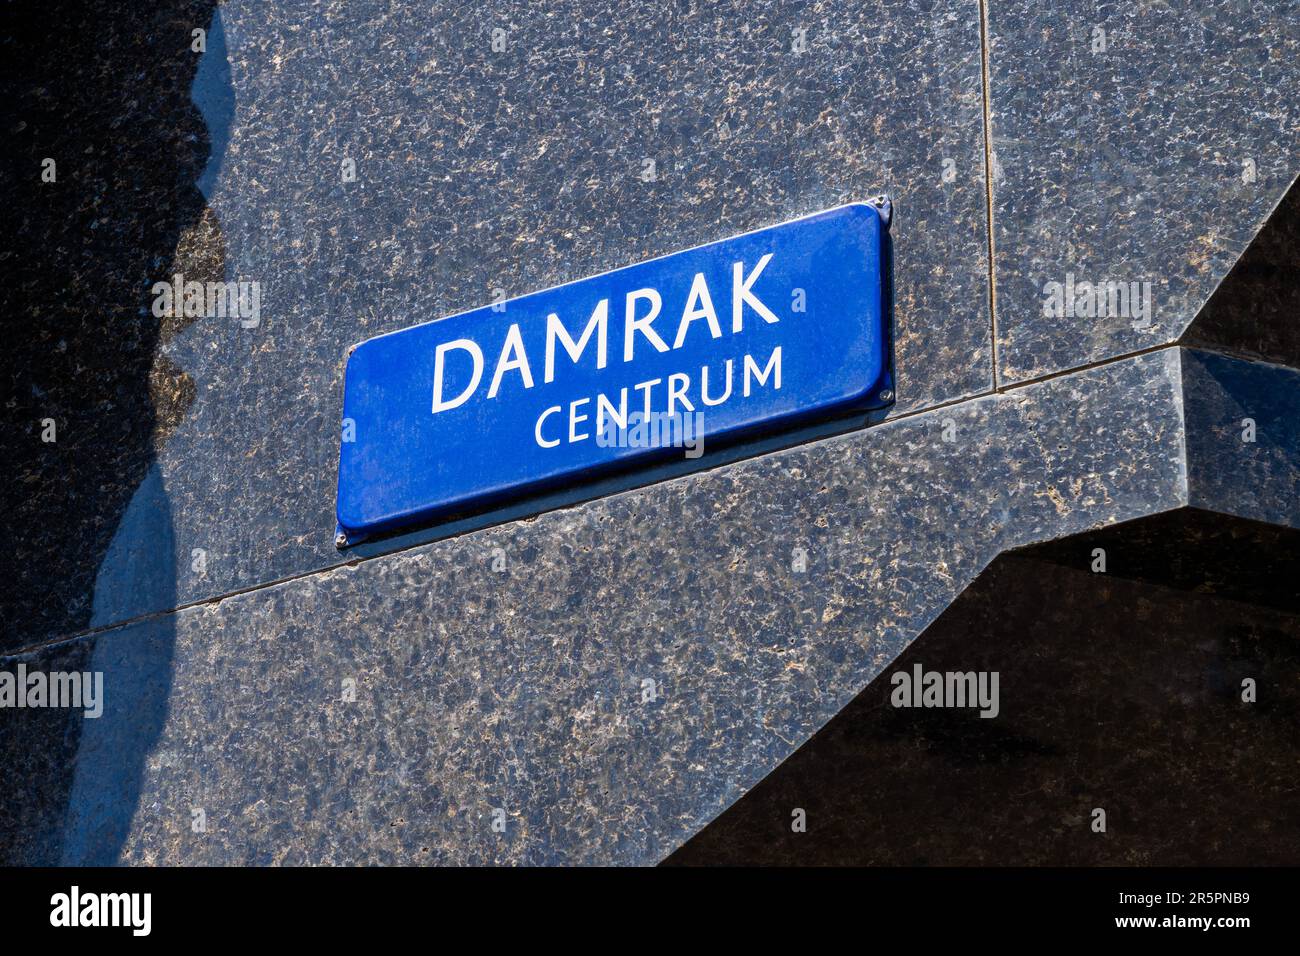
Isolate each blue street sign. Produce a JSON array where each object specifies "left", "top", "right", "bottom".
[{"left": 336, "top": 201, "right": 892, "bottom": 542}]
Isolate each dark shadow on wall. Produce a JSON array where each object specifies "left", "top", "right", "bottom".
[
  {"left": 0, "top": 0, "right": 228, "bottom": 864},
  {"left": 1181, "top": 172, "right": 1300, "bottom": 367},
  {"left": 666, "top": 509, "right": 1300, "bottom": 865}
]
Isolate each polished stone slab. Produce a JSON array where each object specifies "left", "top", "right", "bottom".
[
  {"left": 6, "top": 0, "right": 993, "bottom": 650},
  {"left": 1182, "top": 175, "right": 1300, "bottom": 368},
  {"left": 987, "top": 0, "right": 1300, "bottom": 383},
  {"left": 668, "top": 519, "right": 1300, "bottom": 865},
  {"left": 4, "top": 0, "right": 220, "bottom": 653},
  {"left": 1, "top": 349, "right": 1186, "bottom": 865},
  {"left": 1182, "top": 349, "right": 1300, "bottom": 529}
]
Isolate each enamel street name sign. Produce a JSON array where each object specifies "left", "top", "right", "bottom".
[{"left": 336, "top": 201, "right": 892, "bottom": 543}]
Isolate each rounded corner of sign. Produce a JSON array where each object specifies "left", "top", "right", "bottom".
[
  {"left": 334, "top": 497, "right": 369, "bottom": 542},
  {"left": 843, "top": 197, "right": 891, "bottom": 231},
  {"left": 845, "top": 362, "right": 894, "bottom": 412},
  {"left": 343, "top": 337, "right": 374, "bottom": 376}
]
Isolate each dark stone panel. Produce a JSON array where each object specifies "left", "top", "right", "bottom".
[
  {"left": 7, "top": 0, "right": 992, "bottom": 649},
  {"left": 1181, "top": 349, "right": 1300, "bottom": 529},
  {"left": 1183, "top": 173, "right": 1300, "bottom": 368},
  {"left": 0, "top": 639, "right": 92, "bottom": 866},
  {"left": 987, "top": 0, "right": 1300, "bottom": 384},
  {"left": 0, "top": 623, "right": 174, "bottom": 866},
  {"left": 1015, "top": 507, "right": 1300, "bottom": 614},
  {"left": 2, "top": 1, "right": 218, "bottom": 651},
  {"left": 667, "top": 518, "right": 1300, "bottom": 866},
  {"left": 1, "top": 351, "right": 1185, "bottom": 864}
]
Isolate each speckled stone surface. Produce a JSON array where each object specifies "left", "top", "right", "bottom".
[
  {"left": 987, "top": 0, "right": 1300, "bottom": 383},
  {"left": 668, "top": 522, "right": 1300, "bottom": 866},
  {"left": 1, "top": 350, "right": 1187, "bottom": 865},
  {"left": 1182, "top": 175, "right": 1300, "bottom": 368},
  {"left": 5, "top": 1, "right": 219, "bottom": 652},
  {"left": 5, "top": 0, "right": 993, "bottom": 649},
  {"left": 6, "top": 0, "right": 1299, "bottom": 869},
  {"left": 1182, "top": 349, "right": 1300, "bottom": 529}
]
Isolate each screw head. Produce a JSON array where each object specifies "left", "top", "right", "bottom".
[
  {"left": 335, "top": 532, "right": 348, "bottom": 549},
  {"left": 879, "top": 389, "right": 894, "bottom": 402},
  {"left": 866, "top": 194, "right": 893, "bottom": 227}
]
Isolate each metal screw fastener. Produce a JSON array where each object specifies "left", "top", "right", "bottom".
[
  {"left": 335, "top": 532, "right": 348, "bottom": 549},
  {"left": 879, "top": 389, "right": 894, "bottom": 402},
  {"left": 866, "top": 194, "right": 893, "bottom": 228}
]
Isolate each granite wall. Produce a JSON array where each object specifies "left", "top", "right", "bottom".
[
  {"left": 669, "top": 511, "right": 1300, "bottom": 865},
  {"left": 3, "top": 0, "right": 1298, "bottom": 864}
]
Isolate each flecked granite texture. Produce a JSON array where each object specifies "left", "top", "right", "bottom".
[
  {"left": 4, "top": 0, "right": 1299, "bottom": 866},
  {"left": 1182, "top": 175, "right": 1300, "bottom": 368},
  {"left": 5, "top": 0, "right": 993, "bottom": 648},
  {"left": 1, "top": 350, "right": 1187, "bottom": 865},
  {"left": 4, "top": 1, "right": 219, "bottom": 651},
  {"left": 12, "top": 0, "right": 1300, "bottom": 648},
  {"left": 668, "top": 526, "right": 1300, "bottom": 865},
  {"left": 987, "top": 0, "right": 1300, "bottom": 383}
]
